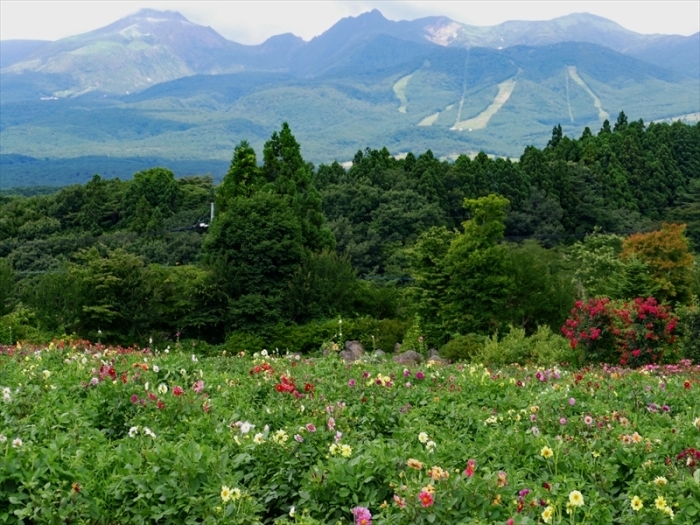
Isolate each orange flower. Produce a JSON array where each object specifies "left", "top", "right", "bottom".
[{"left": 407, "top": 458, "right": 423, "bottom": 470}]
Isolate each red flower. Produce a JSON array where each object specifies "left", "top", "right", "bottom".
[
  {"left": 173, "top": 386, "right": 184, "bottom": 397},
  {"left": 304, "top": 383, "right": 314, "bottom": 392},
  {"left": 418, "top": 491, "right": 434, "bottom": 507},
  {"left": 685, "top": 380, "right": 691, "bottom": 390},
  {"left": 157, "top": 400, "right": 165, "bottom": 410}
]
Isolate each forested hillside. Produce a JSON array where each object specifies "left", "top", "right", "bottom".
[{"left": 1, "top": 115, "right": 700, "bottom": 359}]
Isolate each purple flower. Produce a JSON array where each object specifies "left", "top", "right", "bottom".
[
  {"left": 348, "top": 379, "right": 356, "bottom": 387},
  {"left": 530, "top": 414, "right": 537, "bottom": 422},
  {"left": 519, "top": 488, "right": 531, "bottom": 498},
  {"left": 404, "top": 368, "right": 410, "bottom": 377},
  {"left": 569, "top": 397, "right": 576, "bottom": 406},
  {"left": 648, "top": 403, "right": 658, "bottom": 413},
  {"left": 661, "top": 405, "right": 670, "bottom": 413},
  {"left": 130, "top": 394, "right": 139, "bottom": 404},
  {"left": 416, "top": 371, "right": 425, "bottom": 380},
  {"left": 362, "top": 371, "right": 370, "bottom": 379}
]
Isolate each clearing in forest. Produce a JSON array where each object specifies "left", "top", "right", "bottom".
[
  {"left": 567, "top": 66, "right": 610, "bottom": 122},
  {"left": 392, "top": 73, "right": 413, "bottom": 113},
  {"left": 452, "top": 78, "right": 516, "bottom": 131}
]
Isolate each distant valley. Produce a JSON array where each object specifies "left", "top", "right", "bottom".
[{"left": 1, "top": 9, "right": 698, "bottom": 187}]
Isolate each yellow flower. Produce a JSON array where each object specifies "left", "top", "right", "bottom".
[
  {"left": 340, "top": 444, "right": 352, "bottom": 457},
  {"left": 664, "top": 506, "right": 674, "bottom": 519},
  {"left": 421, "top": 484, "right": 435, "bottom": 495},
  {"left": 231, "top": 487, "right": 242, "bottom": 501},
  {"left": 541, "top": 505, "right": 554, "bottom": 523},
  {"left": 329, "top": 444, "right": 340, "bottom": 456},
  {"left": 630, "top": 495, "right": 643, "bottom": 511},
  {"left": 418, "top": 432, "right": 429, "bottom": 443},
  {"left": 569, "top": 490, "right": 584, "bottom": 507},
  {"left": 541, "top": 446, "right": 554, "bottom": 459},
  {"left": 655, "top": 496, "right": 667, "bottom": 510},
  {"left": 592, "top": 451, "right": 600, "bottom": 458},
  {"left": 530, "top": 406, "right": 539, "bottom": 414},
  {"left": 221, "top": 485, "right": 232, "bottom": 502},
  {"left": 654, "top": 476, "right": 668, "bottom": 487},
  {"left": 631, "top": 432, "right": 642, "bottom": 444}
]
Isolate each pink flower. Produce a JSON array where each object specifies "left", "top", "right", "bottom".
[
  {"left": 403, "top": 368, "right": 410, "bottom": 377},
  {"left": 306, "top": 423, "right": 316, "bottom": 433},
  {"left": 393, "top": 494, "right": 406, "bottom": 508},
  {"left": 192, "top": 380, "right": 204, "bottom": 394},
  {"left": 416, "top": 371, "right": 425, "bottom": 380},
  {"left": 334, "top": 431, "right": 343, "bottom": 443},
  {"left": 507, "top": 519, "right": 515, "bottom": 525},
  {"left": 497, "top": 471, "right": 508, "bottom": 487},
  {"left": 348, "top": 379, "right": 356, "bottom": 387},
  {"left": 464, "top": 458, "right": 476, "bottom": 477},
  {"left": 130, "top": 394, "right": 139, "bottom": 404},
  {"left": 351, "top": 506, "right": 372, "bottom": 525},
  {"left": 560, "top": 417, "right": 567, "bottom": 425},
  {"left": 294, "top": 434, "right": 303, "bottom": 442},
  {"left": 327, "top": 417, "right": 335, "bottom": 430},
  {"left": 405, "top": 382, "right": 411, "bottom": 388},
  {"left": 569, "top": 397, "right": 576, "bottom": 406}
]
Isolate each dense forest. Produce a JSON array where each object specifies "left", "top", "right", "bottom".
[{"left": 1, "top": 113, "right": 700, "bottom": 360}]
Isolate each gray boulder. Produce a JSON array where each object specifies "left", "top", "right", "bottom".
[{"left": 392, "top": 350, "right": 424, "bottom": 365}]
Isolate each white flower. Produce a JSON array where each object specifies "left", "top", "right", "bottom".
[
  {"left": 418, "top": 432, "right": 429, "bottom": 444},
  {"left": 253, "top": 433, "right": 264, "bottom": 444},
  {"left": 12, "top": 438, "right": 23, "bottom": 448},
  {"left": 180, "top": 369, "right": 187, "bottom": 376},
  {"left": 153, "top": 365, "right": 160, "bottom": 373},
  {"left": 143, "top": 427, "right": 156, "bottom": 438},
  {"left": 240, "top": 422, "right": 254, "bottom": 434},
  {"left": 158, "top": 384, "right": 168, "bottom": 395},
  {"left": 144, "top": 382, "right": 149, "bottom": 391},
  {"left": 426, "top": 440, "right": 437, "bottom": 452},
  {"left": 694, "top": 417, "right": 700, "bottom": 431},
  {"left": 2, "top": 392, "right": 10, "bottom": 402},
  {"left": 191, "top": 354, "right": 198, "bottom": 363},
  {"left": 289, "top": 505, "right": 295, "bottom": 517},
  {"left": 0, "top": 434, "right": 6, "bottom": 443},
  {"left": 128, "top": 426, "right": 139, "bottom": 438},
  {"left": 261, "top": 349, "right": 268, "bottom": 357},
  {"left": 42, "top": 370, "right": 51, "bottom": 380}
]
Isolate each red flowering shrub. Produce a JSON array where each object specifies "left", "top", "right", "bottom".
[{"left": 562, "top": 297, "right": 678, "bottom": 366}]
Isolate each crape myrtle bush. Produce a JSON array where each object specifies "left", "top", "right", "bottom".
[
  {"left": 1, "top": 341, "right": 700, "bottom": 524},
  {"left": 561, "top": 297, "right": 678, "bottom": 366}
]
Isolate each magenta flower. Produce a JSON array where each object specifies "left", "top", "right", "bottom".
[
  {"left": 130, "top": 394, "right": 139, "bottom": 404},
  {"left": 305, "top": 423, "right": 316, "bottom": 433},
  {"left": 403, "top": 368, "right": 410, "bottom": 377},
  {"left": 416, "top": 371, "right": 425, "bottom": 380},
  {"left": 569, "top": 397, "right": 576, "bottom": 406},
  {"left": 348, "top": 379, "right": 356, "bottom": 387}
]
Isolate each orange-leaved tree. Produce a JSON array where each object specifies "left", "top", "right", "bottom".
[{"left": 620, "top": 223, "right": 694, "bottom": 304}]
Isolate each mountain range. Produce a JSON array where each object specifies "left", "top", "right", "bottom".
[{"left": 1, "top": 9, "right": 698, "bottom": 187}]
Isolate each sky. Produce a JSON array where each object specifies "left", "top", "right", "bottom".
[{"left": 1, "top": 0, "right": 699, "bottom": 43}]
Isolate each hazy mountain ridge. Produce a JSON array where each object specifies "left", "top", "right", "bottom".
[{"left": 0, "top": 9, "right": 698, "bottom": 186}]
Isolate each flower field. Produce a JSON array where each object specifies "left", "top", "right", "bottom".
[{"left": 1, "top": 342, "right": 700, "bottom": 524}]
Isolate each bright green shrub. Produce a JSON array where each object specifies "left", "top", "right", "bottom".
[{"left": 440, "top": 333, "right": 486, "bottom": 362}]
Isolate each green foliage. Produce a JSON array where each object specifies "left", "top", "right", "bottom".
[
  {"left": 401, "top": 314, "right": 427, "bottom": 355},
  {"left": 440, "top": 333, "right": 486, "bottom": 362},
  {"left": 442, "top": 195, "right": 515, "bottom": 335},
  {"left": 676, "top": 297, "right": 700, "bottom": 362},
  {"left": 0, "top": 258, "right": 14, "bottom": 316},
  {"left": 506, "top": 241, "right": 576, "bottom": 333},
  {"left": 569, "top": 231, "right": 626, "bottom": 298},
  {"left": 473, "top": 325, "right": 578, "bottom": 366}
]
